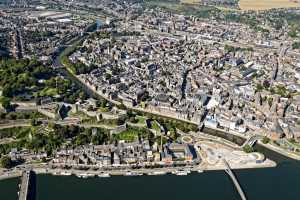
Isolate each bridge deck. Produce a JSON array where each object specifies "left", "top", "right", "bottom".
[
  {"left": 18, "top": 171, "right": 30, "bottom": 200},
  {"left": 242, "top": 135, "right": 262, "bottom": 147},
  {"left": 223, "top": 159, "right": 247, "bottom": 200}
]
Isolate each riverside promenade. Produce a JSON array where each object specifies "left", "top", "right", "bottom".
[
  {"left": 0, "top": 170, "right": 22, "bottom": 181},
  {"left": 0, "top": 156, "right": 276, "bottom": 180}
]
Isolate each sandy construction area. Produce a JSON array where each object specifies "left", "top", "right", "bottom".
[
  {"left": 239, "top": 0, "right": 300, "bottom": 10},
  {"left": 180, "top": 0, "right": 201, "bottom": 4}
]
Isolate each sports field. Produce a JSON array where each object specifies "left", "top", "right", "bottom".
[{"left": 239, "top": 0, "right": 300, "bottom": 10}]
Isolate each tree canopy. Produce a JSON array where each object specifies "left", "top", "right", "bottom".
[{"left": 0, "top": 156, "right": 13, "bottom": 168}]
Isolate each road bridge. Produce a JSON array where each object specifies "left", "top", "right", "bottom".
[
  {"left": 18, "top": 171, "right": 31, "bottom": 200},
  {"left": 242, "top": 135, "right": 263, "bottom": 148},
  {"left": 223, "top": 159, "right": 247, "bottom": 200}
]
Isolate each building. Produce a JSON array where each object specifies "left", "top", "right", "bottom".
[
  {"left": 269, "top": 120, "right": 285, "bottom": 140},
  {"left": 162, "top": 144, "right": 194, "bottom": 163}
]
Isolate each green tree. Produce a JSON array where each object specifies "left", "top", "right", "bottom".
[
  {"left": 0, "top": 97, "right": 12, "bottom": 110},
  {"left": 262, "top": 136, "right": 270, "bottom": 144},
  {"left": 224, "top": 44, "right": 235, "bottom": 52},
  {"left": 243, "top": 144, "right": 254, "bottom": 153},
  {"left": 105, "top": 73, "right": 112, "bottom": 80},
  {"left": 256, "top": 83, "right": 264, "bottom": 92},
  {"left": 117, "top": 103, "right": 127, "bottom": 110},
  {"left": 91, "top": 132, "right": 108, "bottom": 145},
  {"left": 75, "top": 134, "right": 89, "bottom": 146},
  {"left": 129, "top": 117, "right": 138, "bottom": 123},
  {"left": 288, "top": 138, "right": 296, "bottom": 143},
  {"left": 79, "top": 91, "right": 87, "bottom": 100},
  {"left": 292, "top": 42, "right": 300, "bottom": 50},
  {"left": 288, "top": 31, "right": 298, "bottom": 38},
  {"left": 30, "top": 119, "right": 38, "bottom": 126},
  {"left": 0, "top": 156, "right": 13, "bottom": 168}
]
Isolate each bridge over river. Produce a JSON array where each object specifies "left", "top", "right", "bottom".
[
  {"left": 223, "top": 159, "right": 247, "bottom": 200},
  {"left": 18, "top": 171, "right": 30, "bottom": 200},
  {"left": 242, "top": 135, "right": 264, "bottom": 148},
  {"left": 18, "top": 171, "right": 35, "bottom": 200}
]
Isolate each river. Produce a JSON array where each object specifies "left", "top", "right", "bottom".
[
  {"left": 1, "top": 6, "right": 299, "bottom": 200},
  {"left": 0, "top": 143, "right": 299, "bottom": 200}
]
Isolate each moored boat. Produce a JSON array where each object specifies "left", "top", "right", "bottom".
[
  {"left": 52, "top": 172, "right": 60, "bottom": 176},
  {"left": 98, "top": 173, "right": 110, "bottom": 178},
  {"left": 173, "top": 170, "right": 191, "bottom": 176},
  {"left": 60, "top": 171, "right": 72, "bottom": 176},
  {"left": 77, "top": 173, "right": 94, "bottom": 178},
  {"left": 148, "top": 171, "right": 167, "bottom": 176},
  {"left": 175, "top": 171, "right": 188, "bottom": 176},
  {"left": 124, "top": 172, "right": 143, "bottom": 176}
]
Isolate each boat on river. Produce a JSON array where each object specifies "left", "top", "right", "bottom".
[
  {"left": 147, "top": 171, "right": 167, "bottom": 176},
  {"left": 98, "top": 173, "right": 110, "bottom": 178}
]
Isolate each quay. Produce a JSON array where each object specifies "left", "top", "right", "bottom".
[
  {"left": 223, "top": 159, "right": 247, "bottom": 200},
  {"left": 18, "top": 171, "right": 31, "bottom": 200}
]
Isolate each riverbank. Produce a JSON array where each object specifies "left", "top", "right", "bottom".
[
  {"left": 205, "top": 125, "right": 300, "bottom": 161},
  {"left": 258, "top": 141, "right": 300, "bottom": 161},
  {"left": 0, "top": 170, "right": 22, "bottom": 181},
  {"left": 201, "top": 159, "right": 276, "bottom": 171},
  {"left": 2, "top": 159, "right": 299, "bottom": 200},
  {"left": 0, "top": 157, "right": 276, "bottom": 181}
]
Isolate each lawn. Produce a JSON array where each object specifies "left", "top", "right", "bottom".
[
  {"left": 115, "top": 130, "right": 139, "bottom": 142},
  {"left": 0, "top": 127, "right": 33, "bottom": 140},
  {"left": 290, "top": 141, "right": 300, "bottom": 148},
  {"left": 35, "top": 87, "right": 58, "bottom": 97},
  {"left": 136, "top": 116, "right": 147, "bottom": 125},
  {"left": 98, "top": 107, "right": 110, "bottom": 112},
  {"left": 151, "top": 121, "right": 161, "bottom": 132},
  {"left": 113, "top": 126, "right": 154, "bottom": 142}
]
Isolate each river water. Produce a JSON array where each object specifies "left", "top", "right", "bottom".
[
  {"left": 0, "top": 143, "right": 299, "bottom": 200},
  {"left": 1, "top": 126, "right": 300, "bottom": 200}
]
